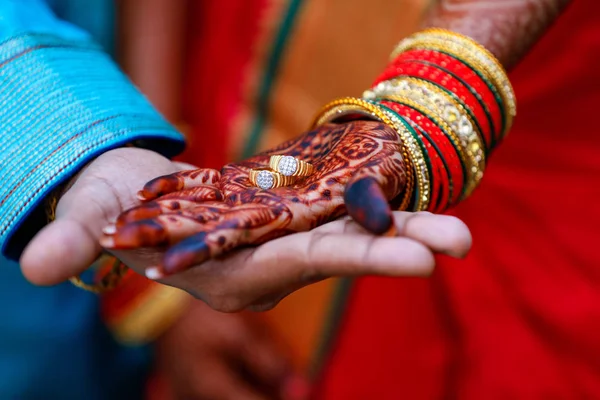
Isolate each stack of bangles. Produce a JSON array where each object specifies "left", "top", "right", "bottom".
[{"left": 312, "top": 28, "right": 516, "bottom": 213}]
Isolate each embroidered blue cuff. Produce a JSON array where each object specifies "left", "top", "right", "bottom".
[{"left": 0, "top": 33, "right": 185, "bottom": 258}]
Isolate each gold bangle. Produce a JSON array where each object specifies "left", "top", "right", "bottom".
[
  {"left": 420, "top": 28, "right": 516, "bottom": 120},
  {"left": 68, "top": 257, "right": 129, "bottom": 294},
  {"left": 382, "top": 94, "right": 483, "bottom": 200},
  {"left": 366, "top": 77, "right": 486, "bottom": 200},
  {"left": 45, "top": 186, "right": 126, "bottom": 293},
  {"left": 312, "top": 97, "right": 426, "bottom": 211},
  {"left": 249, "top": 168, "right": 298, "bottom": 189},
  {"left": 269, "top": 155, "right": 315, "bottom": 177},
  {"left": 391, "top": 32, "right": 515, "bottom": 138}
]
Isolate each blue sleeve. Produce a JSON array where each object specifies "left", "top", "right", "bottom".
[{"left": 0, "top": 0, "right": 186, "bottom": 258}]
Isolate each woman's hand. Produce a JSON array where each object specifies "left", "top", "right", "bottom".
[{"left": 103, "top": 121, "right": 411, "bottom": 277}]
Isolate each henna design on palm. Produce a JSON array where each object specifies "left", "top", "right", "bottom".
[{"left": 101, "top": 121, "right": 408, "bottom": 277}]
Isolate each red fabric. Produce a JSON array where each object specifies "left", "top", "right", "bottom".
[
  {"left": 178, "top": 0, "right": 270, "bottom": 169},
  {"left": 318, "top": 0, "right": 600, "bottom": 398}
]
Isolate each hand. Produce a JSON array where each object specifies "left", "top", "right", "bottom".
[
  {"left": 112, "top": 211, "right": 471, "bottom": 312},
  {"left": 19, "top": 147, "right": 199, "bottom": 285},
  {"left": 153, "top": 300, "right": 305, "bottom": 400},
  {"left": 103, "top": 121, "right": 411, "bottom": 277}
]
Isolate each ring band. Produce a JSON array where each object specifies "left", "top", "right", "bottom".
[
  {"left": 249, "top": 168, "right": 297, "bottom": 189},
  {"left": 269, "top": 155, "right": 315, "bottom": 177}
]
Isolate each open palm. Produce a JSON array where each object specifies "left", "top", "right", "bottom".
[{"left": 103, "top": 121, "right": 410, "bottom": 277}]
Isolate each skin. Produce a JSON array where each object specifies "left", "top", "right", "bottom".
[
  {"left": 424, "top": 0, "right": 572, "bottom": 68},
  {"left": 102, "top": 121, "right": 408, "bottom": 277},
  {"left": 21, "top": 143, "right": 471, "bottom": 312}
]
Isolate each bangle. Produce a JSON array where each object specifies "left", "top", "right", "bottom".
[
  {"left": 381, "top": 94, "right": 483, "bottom": 200},
  {"left": 372, "top": 59, "right": 499, "bottom": 152},
  {"left": 418, "top": 28, "right": 516, "bottom": 121},
  {"left": 365, "top": 77, "right": 485, "bottom": 201},
  {"left": 380, "top": 49, "right": 502, "bottom": 151},
  {"left": 391, "top": 33, "right": 514, "bottom": 138},
  {"left": 379, "top": 100, "right": 463, "bottom": 211},
  {"left": 312, "top": 97, "right": 428, "bottom": 211}
]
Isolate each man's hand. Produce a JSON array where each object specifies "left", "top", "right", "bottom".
[
  {"left": 123, "top": 211, "right": 472, "bottom": 313},
  {"left": 20, "top": 147, "right": 184, "bottom": 285}
]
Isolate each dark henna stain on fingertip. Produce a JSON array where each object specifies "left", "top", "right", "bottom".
[
  {"left": 345, "top": 177, "right": 393, "bottom": 235},
  {"left": 116, "top": 203, "right": 162, "bottom": 227},
  {"left": 144, "top": 174, "right": 182, "bottom": 198},
  {"left": 114, "top": 219, "right": 168, "bottom": 248},
  {"left": 163, "top": 232, "right": 210, "bottom": 274},
  {"left": 170, "top": 201, "right": 181, "bottom": 210}
]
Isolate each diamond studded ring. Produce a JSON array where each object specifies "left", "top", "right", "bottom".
[
  {"left": 249, "top": 168, "right": 298, "bottom": 190},
  {"left": 268, "top": 155, "right": 315, "bottom": 177}
]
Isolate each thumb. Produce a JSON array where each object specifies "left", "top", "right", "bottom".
[
  {"left": 20, "top": 147, "right": 184, "bottom": 285},
  {"left": 344, "top": 174, "right": 396, "bottom": 236},
  {"left": 20, "top": 178, "right": 122, "bottom": 286}
]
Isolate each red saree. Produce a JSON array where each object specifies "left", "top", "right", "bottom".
[
  {"left": 317, "top": 1, "right": 600, "bottom": 398},
  {"left": 177, "top": 0, "right": 600, "bottom": 397}
]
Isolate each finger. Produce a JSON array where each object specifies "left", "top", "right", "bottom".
[
  {"left": 398, "top": 212, "right": 472, "bottom": 258},
  {"left": 138, "top": 168, "right": 221, "bottom": 201},
  {"left": 176, "top": 212, "right": 470, "bottom": 309},
  {"left": 151, "top": 205, "right": 290, "bottom": 277},
  {"left": 315, "top": 211, "right": 471, "bottom": 258},
  {"left": 343, "top": 150, "right": 406, "bottom": 235},
  {"left": 344, "top": 176, "right": 395, "bottom": 235},
  {"left": 111, "top": 185, "right": 223, "bottom": 229},
  {"left": 102, "top": 212, "right": 221, "bottom": 249},
  {"left": 175, "top": 233, "right": 435, "bottom": 312},
  {"left": 103, "top": 202, "right": 231, "bottom": 248}
]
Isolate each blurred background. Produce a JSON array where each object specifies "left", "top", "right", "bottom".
[{"left": 117, "top": 0, "right": 427, "bottom": 378}]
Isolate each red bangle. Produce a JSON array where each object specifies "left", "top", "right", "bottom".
[
  {"left": 374, "top": 59, "right": 498, "bottom": 153},
  {"left": 390, "top": 49, "right": 504, "bottom": 148},
  {"left": 380, "top": 100, "right": 465, "bottom": 210},
  {"left": 382, "top": 101, "right": 447, "bottom": 212}
]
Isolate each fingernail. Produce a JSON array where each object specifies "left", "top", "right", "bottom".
[
  {"left": 136, "top": 191, "right": 149, "bottom": 201},
  {"left": 282, "top": 375, "right": 311, "bottom": 400},
  {"left": 145, "top": 266, "right": 165, "bottom": 280},
  {"left": 99, "top": 236, "right": 115, "bottom": 248},
  {"left": 102, "top": 224, "right": 116, "bottom": 235}
]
